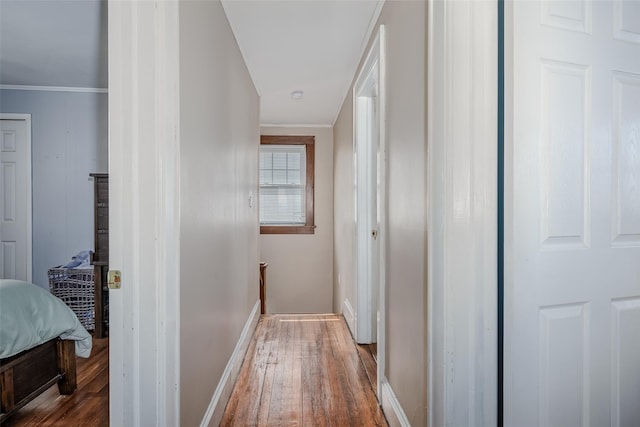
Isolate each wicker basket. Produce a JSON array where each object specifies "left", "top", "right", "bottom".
[{"left": 48, "top": 268, "right": 95, "bottom": 331}]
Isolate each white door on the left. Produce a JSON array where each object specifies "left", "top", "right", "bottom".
[{"left": 0, "top": 117, "right": 31, "bottom": 281}]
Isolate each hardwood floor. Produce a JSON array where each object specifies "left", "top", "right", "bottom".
[
  {"left": 2, "top": 338, "right": 109, "bottom": 427},
  {"left": 221, "top": 314, "right": 387, "bottom": 426},
  {"left": 356, "top": 343, "right": 378, "bottom": 392},
  {"left": 3, "top": 319, "right": 381, "bottom": 426}
]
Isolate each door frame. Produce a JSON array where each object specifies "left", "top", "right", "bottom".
[
  {"left": 353, "top": 25, "right": 387, "bottom": 399},
  {"left": 108, "top": 1, "right": 181, "bottom": 425},
  {"left": 427, "top": 1, "right": 498, "bottom": 425},
  {"left": 497, "top": 0, "right": 506, "bottom": 424},
  {"left": 0, "top": 113, "right": 32, "bottom": 282}
]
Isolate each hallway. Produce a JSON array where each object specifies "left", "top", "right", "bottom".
[{"left": 220, "top": 314, "right": 387, "bottom": 426}]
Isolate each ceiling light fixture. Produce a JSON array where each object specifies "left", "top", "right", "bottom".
[{"left": 291, "top": 90, "right": 304, "bottom": 100}]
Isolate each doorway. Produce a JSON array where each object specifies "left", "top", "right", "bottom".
[
  {"left": 354, "top": 25, "right": 386, "bottom": 398},
  {"left": 0, "top": 114, "right": 32, "bottom": 282}
]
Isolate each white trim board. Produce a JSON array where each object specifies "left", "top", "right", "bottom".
[
  {"left": 352, "top": 24, "right": 387, "bottom": 401},
  {"left": 0, "top": 84, "right": 108, "bottom": 93},
  {"left": 427, "top": 0, "right": 498, "bottom": 426},
  {"left": 381, "top": 378, "right": 411, "bottom": 427},
  {"left": 375, "top": 23, "right": 387, "bottom": 401},
  {"left": 200, "top": 300, "right": 261, "bottom": 427},
  {"left": 108, "top": 1, "right": 181, "bottom": 424},
  {"left": 342, "top": 298, "right": 356, "bottom": 337},
  {"left": 353, "top": 25, "right": 382, "bottom": 346}
]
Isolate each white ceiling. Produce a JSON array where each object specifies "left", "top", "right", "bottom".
[
  {"left": 221, "top": 0, "right": 384, "bottom": 126},
  {"left": 0, "top": 0, "right": 382, "bottom": 126}
]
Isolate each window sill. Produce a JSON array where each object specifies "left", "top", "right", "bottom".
[{"left": 260, "top": 225, "right": 315, "bottom": 235}]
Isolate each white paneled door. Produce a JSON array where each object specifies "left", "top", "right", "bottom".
[
  {"left": 0, "top": 117, "right": 31, "bottom": 281},
  {"left": 355, "top": 26, "right": 385, "bottom": 348},
  {"left": 506, "top": 1, "right": 640, "bottom": 426}
]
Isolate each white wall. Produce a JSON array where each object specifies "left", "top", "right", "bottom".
[
  {"left": 260, "top": 126, "right": 334, "bottom": 314},
  {"left": 0, "top": 89, "right": 108, "bottom": 288},
  {"left": 179, "top": 1, "right": 260, "bottom": 425},
  {"left": 333, "top": 1, "right": 428, "bottom": 424}
]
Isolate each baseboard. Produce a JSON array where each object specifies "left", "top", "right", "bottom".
[
  {"left": 200, "top": 300, "right": 261, "bottom": 427},
  {"left": 381, "top": 377, "right": 411, "bottom": 427},
  {"left": 342, "top": 298, "right": 356, "bottom": 338}
]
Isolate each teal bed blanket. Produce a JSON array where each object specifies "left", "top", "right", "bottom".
[{"left": 0, "top": 279, "right": 92, "bottom": 359}]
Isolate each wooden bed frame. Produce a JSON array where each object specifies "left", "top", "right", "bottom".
[{"left": 0, "top": 339, "right": 76, "bottom": 422}]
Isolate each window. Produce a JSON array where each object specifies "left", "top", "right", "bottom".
[{"left": 260, "top": 135, "right": 314, "bottom": 234}]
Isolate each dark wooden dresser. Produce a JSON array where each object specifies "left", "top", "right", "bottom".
[{"left": 90, "top": 173, "right": 109, "bottom": 338}]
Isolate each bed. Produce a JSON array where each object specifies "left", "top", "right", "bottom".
[{"left": 0, "top": 279, "right": 93, "bottom": 422}]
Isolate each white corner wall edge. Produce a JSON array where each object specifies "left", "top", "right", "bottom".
[
  {"left": 200, "top": 300, "right": 261, "bottom": 427},
  {"left": 108, "top": 1, "right": 181, "bottom": 425},
  {"left": 342, "top": 298, "right": 356, "bottom": 337},
  {"left": 427, "top": 0, "right": 498, "bottom": 426},
  {"left": 381, "top": 377, "right": 411, "bottom": 427}
]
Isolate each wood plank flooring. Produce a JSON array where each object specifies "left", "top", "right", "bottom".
[
  {"left": 3, "top": 318, "right": 381, "bottom": 426},
  {"left": 2, "top": 338, "right": 109, "bottom": 427},
  {"left": 221, "top": 314, "right": 387, "bottom": 427},
  {"left": 356, "top": 344, "right": 377, "bottom": 392}
]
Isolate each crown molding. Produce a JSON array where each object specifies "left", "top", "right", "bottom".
[{"left": 0, "top": 84, "right": 108, "bottom": 93}]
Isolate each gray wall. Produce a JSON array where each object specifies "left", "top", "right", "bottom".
[
  {"left": 333, "top": 1, "right": 428, "bottom": 424},
  {"left": 0, "top": 89, "right": 108, "bottom": 288},
  {"left": 178, "top": 1, "right": 260, "bottom": 425}
]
